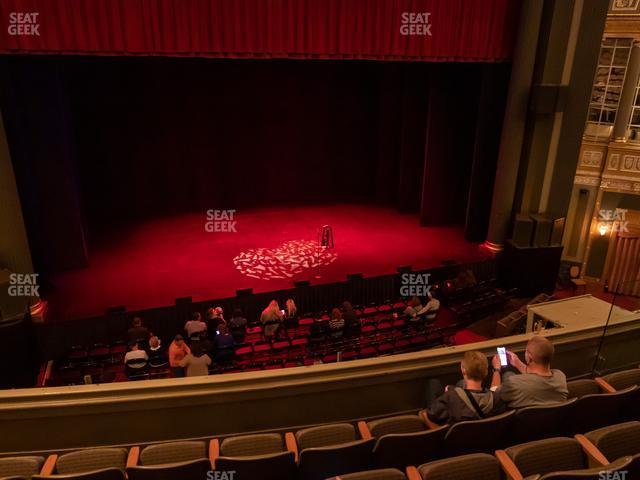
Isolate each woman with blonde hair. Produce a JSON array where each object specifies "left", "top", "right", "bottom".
[
  {"left": 284, "top": 298, "right": 298, "bottom": 329},
  {"left": 261, "top": 299, "right": 283, "bottom": 337}
]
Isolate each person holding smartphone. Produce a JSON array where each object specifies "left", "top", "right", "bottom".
[{"left": 491, "top": 336, "right": 568, "bottom": 409}]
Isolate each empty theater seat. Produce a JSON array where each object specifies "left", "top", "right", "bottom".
[
  {"left": 406, "top": 452, "right": 501, "bottom": 480},
  {"left": 291, "top": 423, "right": 375, "bottom": 480},
  {"left": 211, "top": 433, "right": 296, "bottom": 480}
]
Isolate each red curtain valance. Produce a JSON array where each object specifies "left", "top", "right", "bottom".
[{"left": 0, "top": 0, "right": 519, "bottom": 61}]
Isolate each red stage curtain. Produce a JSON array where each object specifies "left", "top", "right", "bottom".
[
  {"left": 602, "top": 224, "right": 640, "bottom": 296},
  {"left": 0, "top": 0, "right": 519, "bottom": 61}
]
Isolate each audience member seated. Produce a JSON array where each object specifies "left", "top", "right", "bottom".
[
  {"left": 214, "top": 323, "right": 235, "bottom": 364},
  {"left": 127, "top": 317, "right": 150, "bottom": 343},
  {"left": 424, "top": 351, "right": 505, "bottom": 425},
  {"left": 492, "top": 336, "right": 568, "bottom": 408},
  {"left": 329, "top": 307, "right": 345, "bottom": 337},
  {"left": 416, "top": 292, "right": 440, "bottom": 320},
  {"left": 168, "top": 334, "right": 191, "bottom": 378},
  {"left": 147, "top": 336, "right": 167, "bottom": 368},
  {"left": 404, "top": 296, "right": 423, "bottom": 321},
  {"left": 284, "top": 298, "right": 298, "bottom": 328},
  {"left": 261, "top": 300, "right": 284, "bottom": 338},
  {"left": 179, "top": 342, "right": 212, "bottom": 377},
  {"left": 342, "top": 301, "right": 359, "bottom": 328},
  {"left": 184, "top": 312, "right": 207, "bottom": 339},
  {"left": 207, "top": 306, "right": 226, "bottom": 332},
  {"left": 124, "top": 341, "right": 149, "bottom": 368},
  {"left": 229, "top": 308, "right": 248, "bottom": 342}
]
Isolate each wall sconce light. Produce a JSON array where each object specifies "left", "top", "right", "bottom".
[{"left": 598, "top": 223, "right": 609, "bottom": 236}]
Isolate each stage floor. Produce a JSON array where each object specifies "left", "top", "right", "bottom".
[{"left": 46, "top": 204, "right": 486, "bottom": 321}]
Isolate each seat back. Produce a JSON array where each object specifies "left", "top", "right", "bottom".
[
  {"left": 585, "top": 421, "right": 640, "bottom": 462},
  {"left": 373, "top": 425, "right": 447, "bottom": 470},
  {"left": 444, "top": 410, "right": 514, "bottom": 456},
  {"left": 604, "top": 369, "right": 640, "bottom": 391},
  {"left": 139, "top": 441, "right": 206, "bottom": 466},
  {"left": 295, "top": 423, "right": 356, "bottom": 451},
  {"left": 536, "top": 455, "right": 633, "bottom": 479},
  {"left": 333, "top": 468, "right": 406, "bottom": 480},
  {"left": 220, "top": 433, "right": 283, "bottom": 457},
  {"left": 570, "top": 387, "right": 638, "bottom": 434},
  {"left": 416, "top": 453, "right": 501, "bottom": 480},
  {"left": 126, "top": 459, "right": 211, "bottom": 480},
  {"left": 56, "top": 448, "right": 128, "bottom": 475},
  {"left": 215, "top": 451, "right": 295, "bottom": 480},
  {"left": 34, "top": 468, "right": 126, "bottom": 480},
  {"left": 566, "top": 379, "right": 601, "bottom": 399},
  {"left": 505, "top": 437, "right": 586, "bottom": 478},
  {"left": 366, "top": 415, "right": 426, "bottom": 438},
  {"left": 297, "top": 438, "right": 375, "bottom": 480},
  {"left": 0, "top": 456, "right": 45, "bottom": 479},
  {"left": 511, "top": 398, "right": 577, "bottom": 444}
]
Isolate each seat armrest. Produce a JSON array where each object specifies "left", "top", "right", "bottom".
[
  {"left": 209, "top": 439, "right": 220, "bottom": 468},
  {"left": 126, "top": 446, "right": 140, "bottom": 468},
  {"left": 406, "top": 465, "right": 422, "bottom": 480},
  {"left": 41, "top": 454, "right": 58, "bottom": 475},
  {"left": 594, "top": 377, "right": 616, "bottom": 393},
  {"left": 419, "top": 409, "right": 441, "bottom": 430},
  {"left": 575, "top": 434, "right": 609, "bottom": 467},
  {"left": 496, "top": 449, "right": 524, "bottom": 480},
  {"left": 357, "top": 421, "right": 372, "bottom": 440},
  {"left": 285, "top": 432, "right": 298, "bottom": 463}
]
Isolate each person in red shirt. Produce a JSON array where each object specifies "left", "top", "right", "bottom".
[{"left": 169, "top": 334, "right": 191, "bottom": 377}]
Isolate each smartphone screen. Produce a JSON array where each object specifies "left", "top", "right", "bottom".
[{"left": 497, "top": 347, "right": 508, "bottom": 366}]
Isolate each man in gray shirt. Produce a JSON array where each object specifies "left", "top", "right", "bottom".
[{"left": 491, "top": 336, "right": 568, "bottom": 409}]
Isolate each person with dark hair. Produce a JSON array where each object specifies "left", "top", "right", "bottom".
[
  {"left": 228, "top": 308, "right": 247, "bottom": 343},
  {"left": 127, "top": 317, "right": 150, "bottom": 342},
  {"left": 341, "top": 301, "right": 358, "bottom": 327},
  {"left": 169, "top": 334, "right": 191, "bottom": 378},
  {"left": 214, "top": 323, "right": 235, "bottom": 364},
  {"left": 124, "top": 340, "right": 148, "bottom": 368},
  {"left": 492, "top": 336, "right": 568, "bottom": 409},
  {"left": 184, "top": 312, "right": 207, "bottom": 338},
  {"left": 179, "top": 342, "right": 212, "bottom": 377}
]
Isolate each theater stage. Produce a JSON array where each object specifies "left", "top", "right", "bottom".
[{"left": 45, "top": 204, "right": 487, "bottom": 322}]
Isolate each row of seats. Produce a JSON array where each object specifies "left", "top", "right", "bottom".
[
  {"left": 5, "top": 370, "right": 640, "bottom": 480},
  {"left": 4, "top": 418, "right": 638, "bottom": 479}
]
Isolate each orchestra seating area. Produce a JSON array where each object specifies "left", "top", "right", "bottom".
[
  {"left": 44, "top": 298, "right": 472, "bottom": 387},
  {"left": 4, "top": 369, "right": 640, "bottom": 480}
]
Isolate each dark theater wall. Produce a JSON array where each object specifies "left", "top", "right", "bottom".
[{"left": 0, "top": 56, "right": 508, "bottom": 273}]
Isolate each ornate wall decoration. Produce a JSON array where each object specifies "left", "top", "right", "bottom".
[
  {"left": 581, "top": 150, "right": 603, "bottom": 168},
  {"left": 608, "top": 153, "right": 621, "bottom": 171},
  {"left": 574, "top": 175, "right": 601, "bottom": 186}
]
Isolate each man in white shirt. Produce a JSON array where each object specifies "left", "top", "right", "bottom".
[
  {"left": 184, "top": 312, "right": 207, "bottom": 338},
  {"left": 417, "top": 292, "right": 440, "bottom": 320}
]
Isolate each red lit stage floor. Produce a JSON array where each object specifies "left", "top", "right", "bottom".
[{"left": 45, "top": 204, "right": 487, "bottom": 322}]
